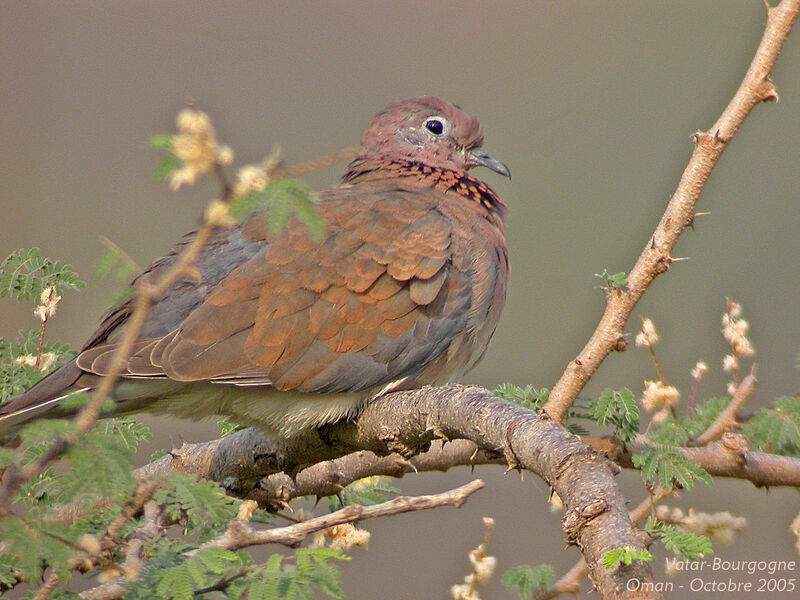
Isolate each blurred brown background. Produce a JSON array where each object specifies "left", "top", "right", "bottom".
[{"left": 2, "top": 2, "right": 799, "bottom": 598}]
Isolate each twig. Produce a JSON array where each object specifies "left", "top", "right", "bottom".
[
  {"left": 99, "top": 236, "right": 141, "bottom": 273},
  {"left": 102, "top": 480, "right": 161, "bottom": 549},
  {"left": 34, "top": 286, "right": 59, "bottom": 370},
  {"left": 273, "top": 146, "right": 359, "bottom": 180},
  {"left": 32, "top": 572, "right": 60, "bottom": 600},
  {"left": 192, "top": 479, "right": 483, "bottom": 553},
  {"left": 694, "top": 371, "right": 757, "bottom": 445},
  {"left": 80, "top": 500, "right": 164, "bottom": 600},
  {"left": 543, "top": 0, "right": 800, "bottom": 423}
]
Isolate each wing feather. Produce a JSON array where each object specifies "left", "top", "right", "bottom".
[{"left": 73, "top": 182, "right": 488, "bottom": 396}]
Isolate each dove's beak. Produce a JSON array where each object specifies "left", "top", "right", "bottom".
[{"left": 467, "top": 149, "right": 511, "bottom": 179}]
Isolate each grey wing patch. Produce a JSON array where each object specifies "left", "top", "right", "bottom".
[{"left": 82, "top": 226, "right": 266, "bottom": 351}]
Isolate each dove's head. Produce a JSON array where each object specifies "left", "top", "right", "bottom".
[{"left": 360, "top": 97, "right": 510, "bottom": 178}]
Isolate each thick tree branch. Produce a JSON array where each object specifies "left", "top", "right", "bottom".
[
  {"left": 588, "top": 431, "right": 800, "bottom": 488},
  {"left": 140, "top": 384, "right": 659, "bottom": 600},
  {"left": 543, "top": 0, "right": 800, "bottom": 423},
  {"left": 537, "top": 490, "right": 676, "bottom": 600}
]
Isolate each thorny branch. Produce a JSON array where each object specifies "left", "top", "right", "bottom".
[
  {"left": 76, "top": 481, "right": 483, "bottom": 600},
  {"left": 543, "top": 0, "right": 800, "bottom": 424},
  {"left": 140, "top": 384, "right": 658, "bottom": 600},
  {"left": 195, "top": 479, "right": 483, "bottom": 553}
]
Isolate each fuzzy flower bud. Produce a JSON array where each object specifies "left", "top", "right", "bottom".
[
  {"left": 722, "top": 354, "right": 738, "bottom": 373},
  {"left": 635, "top": 318, "right": 660, "bottom": 348},
  {"left": 469, "top": 550, "right": 497, "bottom": 585},
  {"left": 721, "top": 302, "right": 755, "bottom": 357},
  {"left": 204, "top": 199, "right": 235, "bottom": 228},
  {"left": 651, "top": 409, "right": 670, "bottom": 424},
  {"left": 78, "top": 534, "right": 102, "bottom": 556},
  {"left": 682, "top": 509, "right": 747, "bottom": 546},
  {"left": 310, "top": 523, "right": 370, "bottom": 552},
  {"left": 641, "top": 380, "right": 679, "bottom": 412},
  {"left": 791, "top": 512, "right": 800, "bottom": 556},
  {"left": 232, "top": 164, "right": 269, "bottom": 198},
  {"left": 450, "top": 583, "right": 480, "bottom": 600},
  {"left": 169, "top": 108, "right": 232, "bottom": 191},
  {"left": 15, "top": 352, "right": 57, "bottom": 372},
  {"left": 691, "top": 361, "right": 708, "bottom": 381},
  {"left": 33, "top": 286, "right": 61, "bottom": 321}
]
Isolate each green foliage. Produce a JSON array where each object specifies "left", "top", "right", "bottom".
[
  {"left": 594, "top": 269, "right": 628, "bottom": 290},
  {"left": 0, "top": 249, "right": 82, "bottom": 403},
  {"left": 0, "top": 413, "right": 154, "bottom": 587},
  {"left": 647, "top": 518, "right": 713, "bottom": 561},
  {"left": 632, "top": 445, "right": 711, "bottom": 491},
  {"left": 494, "top": 383, "right": 549, "bottom": 411},
  {"left": 0, "top": 248, "right": 85, "bottom": 302},
  {"left": 243, "top": 548, "right": 347, "bottom": 600},
  {"left": 133, "top": 545, "right": 347, "bottom": 600},
  {"left": 0, "top": 554, "right": 22, "bottom": 588},
  {"left": 155, "top": 472, "right": 239, "bottom": 540},
  {"left": 52, "top": 424, "right": 138, "bottom": 500},
  {"left": 95, "top": 249, "right": 138, "bottom": 283},
  {"left": 150, "top": 134, "right": 182, "bottom": 182},
  {"left": 502, "top": 564, "right": 555, "bottom": 600},
  {"left": 647, "top": 397, "right": 730, "bottom": 446},
  {"left": 229, "top": 179, "right": 325, "bottom": 242},
  {"left": 149, "top": 133, "right": 174, "bottom": 150},
  {"left": 328, "top": 475, "right": 399, "bottom": 511},
  {"left": 565, "top": 421, "right": 590, "bottom": 436},
  {"left": 743, "top": 396, "right": 800, "bottom": 455},
  {"left": 681, "top": 397, "right": 729, "bottom": 438},
  {"left": 152, "top": 548, "right": 241, "bottom": 600},
  {"left": 0, "top": 513, "right": 76, "bottom": 584},
  {"left": 647, "top": 420, "right": 690, "bottom": 446},
  {"left": 18, "top": 418, "right": 79, "bottom": 448},
  {"left": 217, "top": 416, "right": 248, "bottom": 437},
  {"left": 602, "top": 547, "right": 653, "bottom": 570},
  {"left": 588, "top": 388, "right": 639, "bottom": 442},
  {"left": 0, "top": 330, "right": 74, "bottom": 402}
]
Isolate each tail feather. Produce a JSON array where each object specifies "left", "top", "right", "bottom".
[{"left": 0, "top": 360, "right": 92, "bottom": 434}]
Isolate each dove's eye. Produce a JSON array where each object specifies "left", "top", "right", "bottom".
[{"left": 424, "top": 118, "right": 445, "bottom": 136}]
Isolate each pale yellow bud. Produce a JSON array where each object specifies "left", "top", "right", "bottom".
[
  {"left": 451, "top": 583, "right": 479, "bottom": 600},
  {"left": 168, "top": 108, "right": 228, "bottom": 191},
  {"left": 691, "top": 361, "right": 708, "bottom": 380},
  {"left": 682, "top": 509, "right": 746, "bottom": 546},
  {"left": 204, "top": 199, "right": 235, "bottom": 228},
  {"left": 469, "top": 553, "right": 496, "bottom": 584},
  {"left": 233, "top": 164, "right": 269, "bottom": 197},
  {"left": 311, "top": 523, "right": 370, "bottom": 552},
  {"left": 635, "top": 318, "right": 659, "bottom": 347},
  {"left": 641, "top": 380, "right": 679, "bottom": 412},
  {"left": 722, "top": 354, "right": 738, "bottom": 373},
  {"left": 78, "top": 534, "right": 102, "bottom": 556}
]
